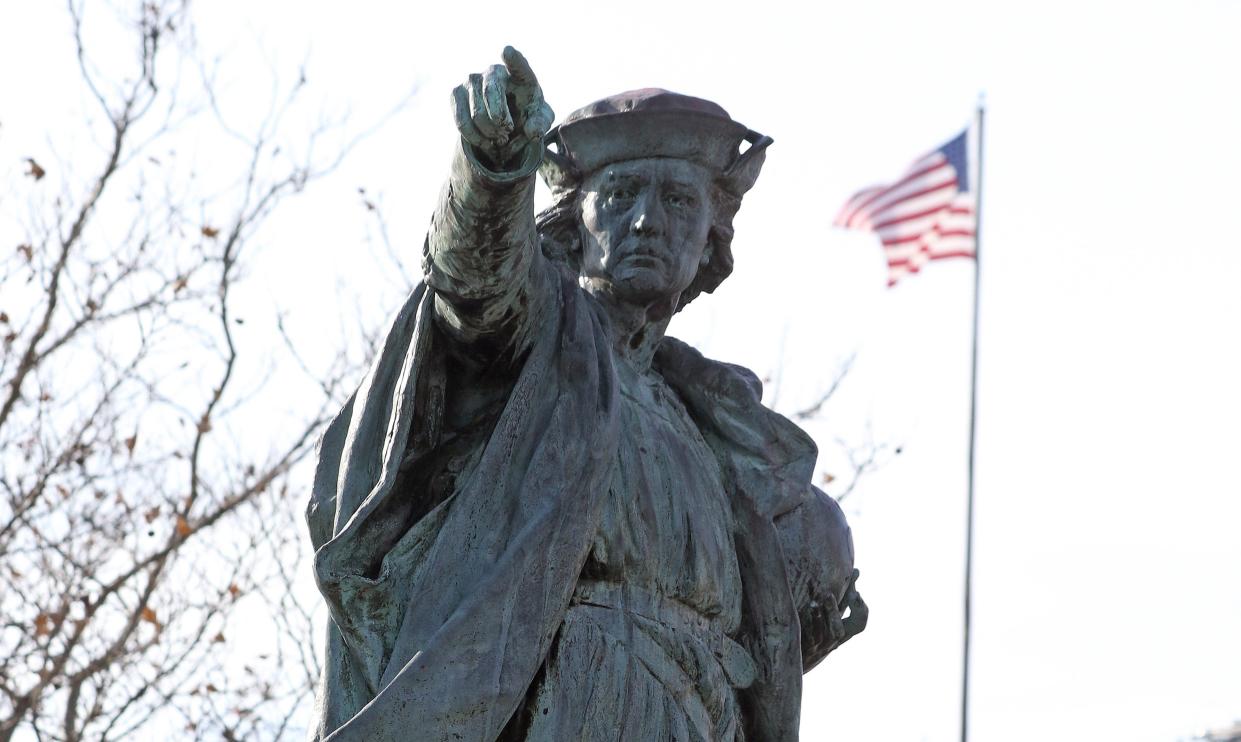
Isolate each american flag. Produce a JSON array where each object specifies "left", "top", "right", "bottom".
[{"left": 834, "top": 130, "right": 977, "bottom": 286}]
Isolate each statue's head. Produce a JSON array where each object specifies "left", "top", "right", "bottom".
[{"left": 538, "top": 89, "right": 771, "bottom": 311}]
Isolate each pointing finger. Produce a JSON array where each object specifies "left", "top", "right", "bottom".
[{"left": 502, "top": 45, "right": 538, "bottom": 88}]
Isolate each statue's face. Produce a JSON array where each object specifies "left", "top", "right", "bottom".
[{"left": 578, "top": 158, "right": 712, "bottom": 306}]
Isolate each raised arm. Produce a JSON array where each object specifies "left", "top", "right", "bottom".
[{"left": 423, "top": 47, "right": 556, "bottom": 361}]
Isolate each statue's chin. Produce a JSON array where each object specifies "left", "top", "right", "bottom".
[{"left": 586, "top": 268, "right": 677, "bottom": 307}]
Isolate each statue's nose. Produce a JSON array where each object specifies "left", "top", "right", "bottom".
[{"left": 631, "top": 191, "right": 666, "bottom": 236}]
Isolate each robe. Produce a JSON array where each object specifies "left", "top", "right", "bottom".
[{"left": 305, "top": 144, "right": 860, "bottom": 742}]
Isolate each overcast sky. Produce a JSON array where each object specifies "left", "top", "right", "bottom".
[{"left": 4, "top": 1, "right": 1240, "bottom": 740}]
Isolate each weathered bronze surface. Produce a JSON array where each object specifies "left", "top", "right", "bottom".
[{"left": 307, "top": 47, "right": 866, "bottom": 741}]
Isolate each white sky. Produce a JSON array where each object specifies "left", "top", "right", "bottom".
[{"left": 4, "top": 0, "right": 1240, "bottom": 740}]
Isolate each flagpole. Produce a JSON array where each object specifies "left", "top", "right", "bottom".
[{"left": 960, "top": 97, "right": 985, "bottom": 742}]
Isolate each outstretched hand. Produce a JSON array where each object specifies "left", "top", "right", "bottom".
[{"left": 452, "top": 46, "right": 555, "bottom": 169}]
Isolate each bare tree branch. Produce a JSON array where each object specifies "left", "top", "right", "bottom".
[{"left": 0, "top": 2, "right": 390, "bottom": 739}]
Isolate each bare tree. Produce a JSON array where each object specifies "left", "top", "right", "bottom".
[{"left": 0, "top": 2, "right": 378, "bottom": 739}]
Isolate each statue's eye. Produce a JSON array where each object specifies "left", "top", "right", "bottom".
[
  {"left": 609, "top": 188, "right": 636, "bottom": 203},
  {"left": 664, "top": 192, "right": 694, "bottom": 210}
]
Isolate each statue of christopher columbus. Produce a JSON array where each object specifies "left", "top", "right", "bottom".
[{"left": 306, "top": 46, "right": 867, "bottom": 742}]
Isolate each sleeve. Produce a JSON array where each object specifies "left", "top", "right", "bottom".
[
  {"left": 773, "top": 485, "right": 868, "bottom": 671},
  {"left": 422, "top": 137, "right": 551, "bottom": 364}
]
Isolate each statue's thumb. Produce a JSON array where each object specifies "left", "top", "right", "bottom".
[{"left": 524, "top": 104, "right": 554, "bottom": 140}]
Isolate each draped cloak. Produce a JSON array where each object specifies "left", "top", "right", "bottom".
[{"left": 305, "top": 266, "right": 858, "bottom": 741}]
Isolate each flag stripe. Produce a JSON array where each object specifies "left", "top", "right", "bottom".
[
  {"left": 873, "top": 199, "right": 961, "bottom": 231},
  {"left": 890, "top": 249, "right": 976, "bottom": 268},
  {"left": 877, "top": 206, "right": 971, "bottom": 243},
  {"left": 846, "top": 171, "right": 956, "bottom": 227},
  {"left": 884, "top": 231, "right": 976, "bottom": 261},
  {"left": 888, "top": 230, "right": 972, "bottom": 256},
  {"left": 868, "top": 190, "right": 961, "bottom": 225},
  {"left": 835, "top": 157, "right": 950, "bottom": 225}
]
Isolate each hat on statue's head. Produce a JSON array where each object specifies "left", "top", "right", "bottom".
[
  {"left": 534, "top": 89, "right": 773, "bottom": 311},
  {"left": 539, "top": 88, "right": 772, "bottom": 200}
]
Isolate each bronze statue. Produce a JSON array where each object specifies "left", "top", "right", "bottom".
[{"left": 306, "top": 47, "right": 866, "bottom": 741}]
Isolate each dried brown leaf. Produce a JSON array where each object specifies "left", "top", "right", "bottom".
[
  {"left": 143, "top": 506, "right": 160, "bottom": 523},
  {"left": 34, "top": 613, "right": 52, "bottom": 637},
  {"left": 196, "top": 414, "right": 212, "bottom": 434},
  {"left": 125, "top": 433, "right": 138, "bottom": 456},
  {"left": 17, "top": 244, "right": 33, "bottom": 262},
  {"left": 25, "top": 158, "right": 46, "bottom": 180},
  {"left": 140, "top": 606, "right": 161, "bottom": 629},
  {"left": 175, "top": 516, "right": 192, "bottom": 537},
  {"left": 227, "top": 583, "right": 241, "bottom": 599},
  {"left": 200, "top": 225, "right": 220, "bottom": 238}
]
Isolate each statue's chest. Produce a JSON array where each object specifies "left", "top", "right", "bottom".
[{"left": 584, "top": 370, "right": 742, "bottom": 627}]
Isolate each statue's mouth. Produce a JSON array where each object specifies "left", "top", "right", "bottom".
[
  {"left": 622, "top": 253, "right": 662, "bottom": 267},
  {"left": 617, "top": 241, "right": 666, "bottom": 267}
]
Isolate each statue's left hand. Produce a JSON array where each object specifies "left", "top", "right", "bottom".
[{"left": 838, "top": 568, "right": 868, "bottom": 642}]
